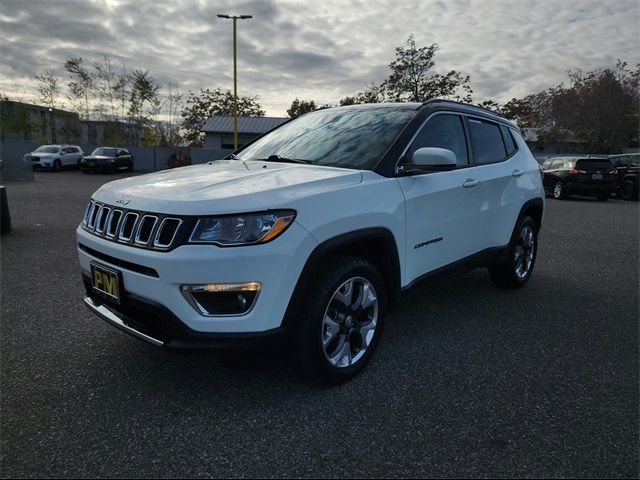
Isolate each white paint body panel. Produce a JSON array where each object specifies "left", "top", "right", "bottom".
[{"left": 77, "top": 134, "right": 543, "bottom": 334}]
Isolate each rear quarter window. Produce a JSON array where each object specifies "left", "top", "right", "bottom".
[{"left": 500, "top": 125, "right": 517, "bottom": 156}]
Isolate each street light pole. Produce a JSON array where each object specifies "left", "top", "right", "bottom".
[{"left": 217, "top": 14, "right": 252, "bottom": 150}]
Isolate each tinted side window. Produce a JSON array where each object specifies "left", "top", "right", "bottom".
[
  {"left": 500, "top": 125, "right": 517, "bottom": 156},
  {"left": 409, "top": 114, "right": 468, "bottom": 166},
  {"left": 468, "top": 119, "right": 506, "bottom": 164}
]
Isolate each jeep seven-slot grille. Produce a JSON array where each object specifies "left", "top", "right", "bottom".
[{"left": 81, "top": 201, "right": 185, "bottom": 251}]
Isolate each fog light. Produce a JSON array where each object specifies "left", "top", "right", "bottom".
[{"left": 180, "top": 282, "right": 261, "bottom": 316}]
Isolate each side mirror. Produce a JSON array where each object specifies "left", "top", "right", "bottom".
[{"left": 412, "top": 147, "right": 457, "bottom": 171}]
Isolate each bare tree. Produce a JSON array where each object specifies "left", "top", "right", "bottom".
[
  {"left": 34, "top": 69, "right": 61, "bottom": 109},
  {"left": 94, "top": 55, "right": 118, "bottom": 120},
  {"left": 64, "top": 57, "right": 94, "bottom": 119}
]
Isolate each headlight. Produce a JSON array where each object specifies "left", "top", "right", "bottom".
[{"left": 189, "top": 210, "right": 296, "bottom": 246}]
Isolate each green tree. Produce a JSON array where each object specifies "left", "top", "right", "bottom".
[
  {"left": 503, "top": 61, "right": 639, "bottom": 153},
  {"left": 34, "top": 69, "right": 61, "bottom": 109},
  {"left": 287, "top": 98, "right": 317, "bottom": 117},
  {"left": 64, "top": 57, "right": 94, "bottom": 119},
  {"left": 181, "top": 88, "right": 265, "bottom": 146},
  {"left": 127, "top": 70, "right": 161, "bottom": 145},
  {"left": 382, "top": 35, "right": 472, "bottom": 102}
]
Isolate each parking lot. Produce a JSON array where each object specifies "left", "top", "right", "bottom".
[{"left": 1, "top": 171, "right": 638, "bottom": 478}]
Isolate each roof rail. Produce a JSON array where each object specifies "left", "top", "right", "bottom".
[{"left": 422, "top": 98, "right": 505, "bottom": 118}]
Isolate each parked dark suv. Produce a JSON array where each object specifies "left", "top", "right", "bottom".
[
  {"left": 609, "top": 154, "right": 639, "bottom": 201},
  {"left": 80, "top": 147, "right": 133, "bottom": 173},
  {"left": 541, "top": 157, "right": 616, "bottom": 201}
]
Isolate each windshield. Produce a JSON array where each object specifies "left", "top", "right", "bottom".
[
  {"left": 235, "top": 107, "right": 417, "bottom": 170},
  {"left": 91, "top": 148, "right": 117, "bottom": 157},
  {"left": 34, "top": 146, "right": 59, "bottom": 153}
]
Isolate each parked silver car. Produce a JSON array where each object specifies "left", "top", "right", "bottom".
[{"left": 26, "top": 145, "right": 84, "bottom": 171}]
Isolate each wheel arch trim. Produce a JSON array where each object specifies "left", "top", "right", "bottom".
[{"left": 281, "top": 227, "right": 401, "bottom": 331}]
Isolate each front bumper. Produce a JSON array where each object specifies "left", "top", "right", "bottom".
[
  {"left": 77, "top": 222, "right": 316, "bottom": 338},
  {"left": 32, "top": 161, "right": 53, "bottom": 169},
  {"left": 83, "top": 287, "right": 284, "bottom": 349}
]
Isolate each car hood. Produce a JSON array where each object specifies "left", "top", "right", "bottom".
[
  {"left": 30, "top": 152, "right": 58, "bottom": 158},
  {"left": 92, "top": 160, "right": 363, "bottom": 215},
  {"left": 84, "top": 156, "right": 115, "bottom": 161}
]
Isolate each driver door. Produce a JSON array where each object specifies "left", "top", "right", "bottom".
[{"left": 397, "top": 113, "right": 485, "bottom": 285}]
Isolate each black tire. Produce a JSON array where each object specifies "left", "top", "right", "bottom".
[
  {"left": 596, "top": 193, "right": 609, "bottom": 202},
  {"left": 126, "top": 162, "right": 133, "bottom": 173},
  {"left": 620, "top": 179, "right": 638, "bottom": 201},
  {"left": 552, "top": 181, "right": 564, "bottom": 200},
  {"left": 489, "top": 216, "right": 538, "bottom": 289},
  {"left": 292, "top": 255, "right": 386, "bottom": 383},
  {"left": 81, "top": 169, "right": 90, "bottom": 174},
  {"left": 53, "top": 160, "right": 61, "bottom": 172}
]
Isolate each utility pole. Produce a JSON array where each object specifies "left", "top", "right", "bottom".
[{"left": 217, "top": 14, "right": 253, "bottom": 150}]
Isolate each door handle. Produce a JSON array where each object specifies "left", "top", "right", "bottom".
[
  {"left": 512, "top": 169, "right": 524, "bottom": 177},
  {"left": 463, "top": 179, "right": 480, "bottom": 188}
]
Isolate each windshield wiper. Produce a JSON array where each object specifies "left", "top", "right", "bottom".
[{"left": 255, "top": 155, "right": 312, "bottom": 165}]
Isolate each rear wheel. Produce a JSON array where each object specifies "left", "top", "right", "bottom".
[
  {"left": 489, "top": 216, "right": 538, "bottom": 288},
  {"left": 596, "top": 193, "right": 609, "bottom": 202},
  {"left": 552, "top": 181, "right": 564, "bottom": 199},
  {"left": 293, "top": 255, "right": 385, "bottom": 383},
  {"left": 620, "top": 179, "right": 638, "bottom": 201}
]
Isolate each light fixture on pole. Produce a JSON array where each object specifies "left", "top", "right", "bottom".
[{"left": 217, "top": 14, "right": 253, "bottom": 150}]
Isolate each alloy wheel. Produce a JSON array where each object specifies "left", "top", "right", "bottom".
[
  {"left": 514, "top": 225, "right": 535, "bottom": 279},
  {"left": 322, "top": 276, "right": 379, "bottom": 368},
  {"left": 553, "top": 182, "right": 562, "bottom": 199}
]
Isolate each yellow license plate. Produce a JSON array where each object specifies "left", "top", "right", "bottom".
[{"left": 90, "top": 262, "right": 122, "bottom": 303}]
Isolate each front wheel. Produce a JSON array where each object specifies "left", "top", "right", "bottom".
[
  {"left": 52, "top": 160, "right": 61, "bottom": 172},
  {"left": 596, "top": 193, "right": 609, "bottom": 202},
  {"left": 489, "top": 216, "right": 538, "bottom": 288},
  {"left": 293, "top": 255, "right": 386, "bottom": 383}
]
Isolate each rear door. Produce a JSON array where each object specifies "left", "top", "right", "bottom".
[
  {"left": 465, "top": 118, "right": 521, "bottom": 249},
  {"left": 542, "top": 159, "right": 567, "bottom": 189},
  {"left": 398, "top": 112, "right": 486, "bottom": 283},
  {"left": 60, "top": 147, "right": 74, "bottom": 166}
]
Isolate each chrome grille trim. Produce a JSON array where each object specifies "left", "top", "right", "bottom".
[
  {"left": 87, "top": 202, "right": 100, "bottom": 229},
  {"left": 153, "top": 218, "right": 183, "bottom": 249},
  {"left": 134, "top": 215, "right": 158, "bottom": 245},
  {"left": 82, "top": 201, "right": 93, "bottom": 225},
  {"left": 82, "top": 202, "right": 186, "bottom": 251},
  {"left": 105, "top": 209, "right": 123, "bottom": 238},
  {"left": 118, "top": 212, "right": 139, "bottom": 242},
  {"left": 95, "top": 206, "right": 110, "bottom": 233}
]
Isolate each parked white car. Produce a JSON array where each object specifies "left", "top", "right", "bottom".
[
  {"left": 77, "top": 100, "right": 545, "bottom": 382},
  {"left": 26, "top": 145, "right": 84, "bottom": 171}
]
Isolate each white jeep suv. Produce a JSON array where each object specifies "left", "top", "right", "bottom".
[{"left": 77, "top": 100, "right": 544, "bottom": 382}]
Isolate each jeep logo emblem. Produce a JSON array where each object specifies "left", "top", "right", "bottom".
[{"left": 115, "top": 196, "right": 130, "bottom": 206}]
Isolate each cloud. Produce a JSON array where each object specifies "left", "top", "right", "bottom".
[{"left": 0, "top": 0, "right": 638, "bottom": 116}]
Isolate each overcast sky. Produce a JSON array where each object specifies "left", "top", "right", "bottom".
[{"left": 1, "top": 0, "right": 638, "bottom": 117}]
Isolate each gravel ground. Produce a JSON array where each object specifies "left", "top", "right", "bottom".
[{"left": 1, "top": 170, "right": 638, "bottom": 478}]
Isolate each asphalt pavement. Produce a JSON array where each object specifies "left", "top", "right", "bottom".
[{"left": 1, "top": 170, "right": 638, "bottom": 478}]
